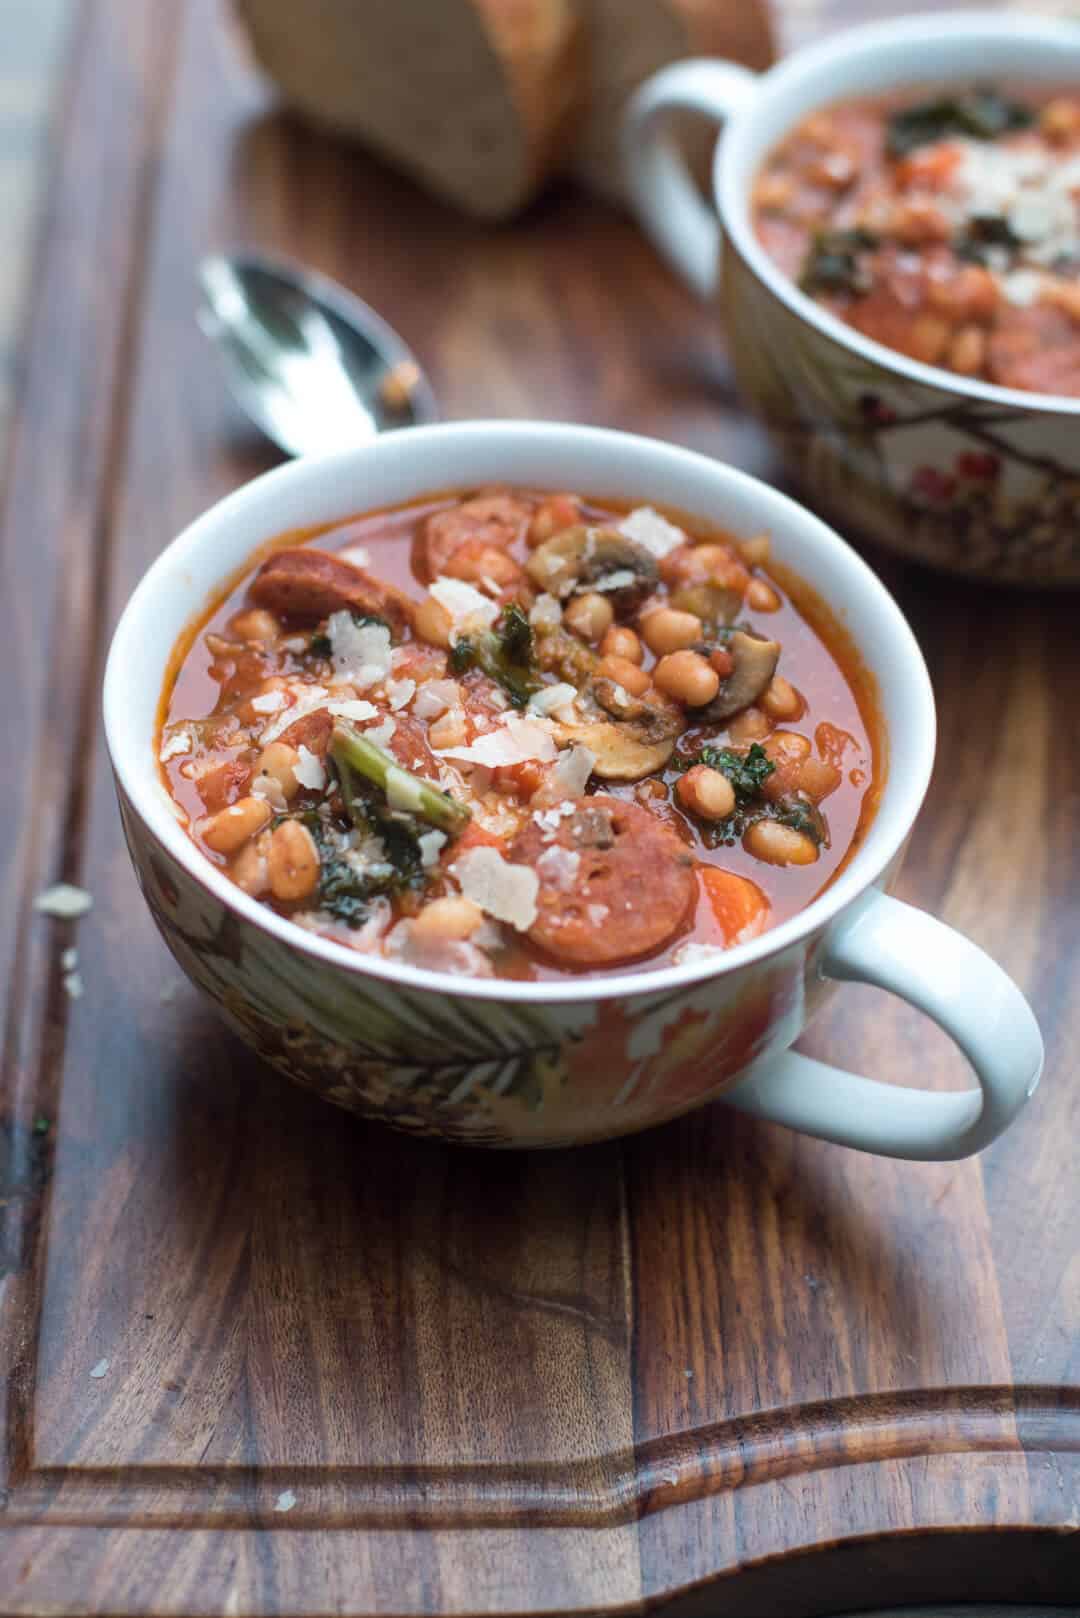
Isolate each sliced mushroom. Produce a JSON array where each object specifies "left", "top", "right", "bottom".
[
  {"left": 534, "top": 618, "right": 683, "bottom": 779},
  {"left": 534, "top": 623, "right": 600, "bottom": 689},
  {"left": 670, "top": 580, "right": 745, "bottom": 628},
  {"left": 553, "top": 689, "right": 683, "bottom": 781},
  {"left": 697, "top": 630, "right": 781, "bottom": 724},
  {"left": 592, "top": 677, "right": 647, "bottom": 721},
  {"left": 526, "top": 525, "right": 657, "bottom": 612}
]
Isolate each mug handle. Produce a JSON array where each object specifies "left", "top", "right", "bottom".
[
  {"left": 621, "top": 58, "right": 759, "bottom": 300},
  {"left": 721, "top": 890, "right": 1044, "bottom": 1160}
]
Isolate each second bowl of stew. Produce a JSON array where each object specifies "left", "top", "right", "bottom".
[{"left": 624, "top": 12, "right": 1080, "bottom": 584}]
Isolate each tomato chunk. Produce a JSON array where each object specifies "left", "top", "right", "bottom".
[{"left": 698, "top": 867, "right": 771, "bottom": 947}]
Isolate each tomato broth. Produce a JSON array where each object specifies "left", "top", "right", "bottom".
[{"left": 159, "top": 488, "right": 881, "bottom": 983}]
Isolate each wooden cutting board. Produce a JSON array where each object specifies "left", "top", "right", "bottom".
[{"left": 1, "top": 0, "right": 1077, "bottom": 1611}]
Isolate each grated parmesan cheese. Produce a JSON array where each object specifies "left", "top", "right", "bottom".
[
  {"left": 528, "top": 683, "right": 577, "bottom": 717},
  {"left": 418, "top": 829, "right": 447, "bottom": 868},
  {"left": 673, "top": 940, "right": 730, "bottom": 967},
  {"left": 1001, "top": 268, "right": 1044, "bottom": 306},
  {"left": 451, "top": 846, "right": 540, "bottom": 932},
  {"left": 34, "top": 883, "right": 93, "bottom": 919},
  {"left": 326, "top": 612, "right": 392, "bottom": 687},
  {"left": 327, "top": 698, "right": 378, "bottom": 723},
  {"left": 386, "top": 677, "right": 416, "bottom": 711},
  {"left": 529, "top": 593, "right": 562, "bottom": 629},
  {"left": 250, "top": 689, "right": 286, "bottom": 714},
  {"left": 430, "top": 577, "right": 500, "bottom": 633},
  {"left": 365, "top": 716, "right": 397, "bottom": 747},
  {"left": 942, "top": 138, "right": 1080, "bottom": 279},
  {"left": 412, "top": 679, "right": 460, "bottom": 720},
  {"left": 533, "top": 800, "right": 577, "bottom": 832},
  {"left": 535, "top": 844, "right": 580, "bottom": 892},
  {"left": 159, "top": 729, "right": 191, "bottom": 763},
  {"left": 259, "top": 685, "right": 329, "bottom": 745},
  {"left": 294, "top": 897, "right": 392, "bottom": 951},
  {"left": 619, "top": 507, "right": 686, "bottom": 558},
  {"left": 294, "top": 745, "right": 326, "bottom": 791},
  {"left": 548, "top": 744, "right": 596, "bottom": 800},
  {"left": 251, "top": 773, "right": 288, "bottom": 812},
  {"left": 436, "top": 713, "right": 558, "bottom": 769},
  {"left": 338, "top": 545, "right": 371, "bottom": 568},
  {"left": 590, "top": 568, "right": 637, "bottom": 594}
]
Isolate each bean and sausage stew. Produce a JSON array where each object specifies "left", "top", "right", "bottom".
[
  {"left": 159, "top": 490, "right": 879, "bottom": 981},
  {"left": 754, "top": 84, "right": 1080, "bottom": 394}
]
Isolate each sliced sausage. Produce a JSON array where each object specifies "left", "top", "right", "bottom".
[
  {"left": 415, "top": 492, "right": 532, "bottom": 582},
  {"left": 509, "top": 795, "right": 695, "bottom": 966},
  {"left": 194, "top": 756, "right": 253, "bottom": 815},
  {"left": 384, "top": 712, "right": 444, "bottom": 778},
  {"left": 446, "top": 821, "right": 508, "bottom": 861},
  {"left": 441, "top": 537, "right": 525, "bottom": 592},
  {"left": 988, "top": 302, "right": 1080, "bottom": 394},
  {"left": 276, "top": 707, "right": 334, "bottom": 757},
  {"left": 249, "top": 547, "right": 414, "bottom": 636}
]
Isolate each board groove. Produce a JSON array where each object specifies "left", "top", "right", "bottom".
[{"left": 4, "top": 1385, "right": 1078, "bottom": 1531}]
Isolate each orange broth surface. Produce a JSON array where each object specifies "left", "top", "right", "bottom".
[{"left": 158, "top": 490, "right": 883, "bottom": 984}]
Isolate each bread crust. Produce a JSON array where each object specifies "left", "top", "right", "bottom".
[{"left": 236, "top": 0, "right": 585, "bottom": 219}]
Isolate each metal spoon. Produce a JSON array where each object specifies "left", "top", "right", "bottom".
[{"left": 197, "top": 253, "right": 438, "bottom": 457}]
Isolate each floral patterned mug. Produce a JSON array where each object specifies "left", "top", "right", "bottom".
[
  {"left": 623, "top": 12, "right": 1080, "bottom": 583},
  {"left": 103, "top": 423, "right": 1042, "bottom": 1153}
]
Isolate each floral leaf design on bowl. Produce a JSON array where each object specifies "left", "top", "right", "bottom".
[{"left": 726, "top": 258, "right": 1080, "bottom": 582}]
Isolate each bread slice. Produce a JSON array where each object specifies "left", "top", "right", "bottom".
[
  {"left": 571, "top": 0, "right": 774, "bottom": 201},
  {"left": 235, "top": 0, "right": 583, "bottom": 219}
]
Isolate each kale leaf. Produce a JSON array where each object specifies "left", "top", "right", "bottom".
[
  {"left": 678, "top": 742, "right": 776, "bottom": 803},
  {"left": 886, "top": 87, "right": 1033, "bottom": 158},
  {"left": 267, "top": 809, "right": 396, "bottom": 929},
  {"left": 799, "top": 228, "right": 879, "bottom": 298},
  {"left": 449, "top": 602, "right": 541, "bottom": 709},
  {"left": 318, "top": 856, "right": 390, "bottom": 928},
  {"left": 496, "top": 600, "right": 534, "bottom": 665},
  {"left": 309, "top": 609, "right": 388, "bottom": 660},
  {"left": 954, "top": 213, "right": 1022, "bottom": 265},
  {"left": 674, "top": 744, "right": 827, "bottom": 852},
  {"left": 771, "top": 795, "right": 826, "bottom": 845},
  {"left": 448, "top": 638, "right": 474, "bottom": 675},
  {"left": 330, "top": 752, "right": 426, "bottom": 891}
]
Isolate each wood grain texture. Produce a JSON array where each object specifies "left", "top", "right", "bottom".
[{"left": 0, "top": 0, "right": 1078, "bottom": 1612}]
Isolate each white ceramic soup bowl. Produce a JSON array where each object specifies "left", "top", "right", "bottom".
[
  {"left": 623, "top": 11, "right": 1080, "bottom": 584},
  {"left": 103, "top": 422, "right": 1042, "bottom": 1154}
]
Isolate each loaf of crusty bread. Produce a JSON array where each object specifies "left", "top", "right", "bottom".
[
  {"left": 571, "top": 0, "right": 774, "bottom": 200},
  {"left": 235, "top": 0, "right": 584, "bottom": 220},
  {"left": 234, "top": 0, "right": 772, "bottom": 218}
]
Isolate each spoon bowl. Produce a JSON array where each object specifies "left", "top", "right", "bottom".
[{"left": 198, "top": 253, "right": 438, "bottom": 457}]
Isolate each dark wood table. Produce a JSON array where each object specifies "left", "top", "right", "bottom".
[{"left": 1, "top": 0, "right": 1078, "bottom": 1612}]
